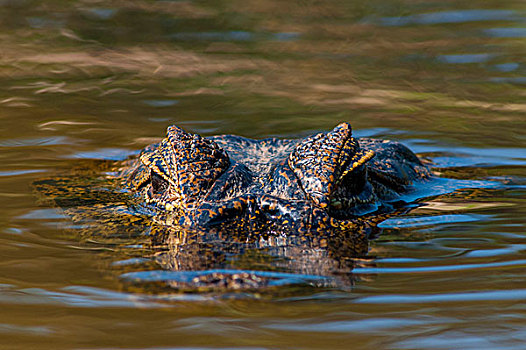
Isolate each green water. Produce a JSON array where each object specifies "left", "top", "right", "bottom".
[{"left": 1, "top": 0, "right": 525, "bottom": 349}]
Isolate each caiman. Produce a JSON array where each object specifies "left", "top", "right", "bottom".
[
  {"left": 122, "top": 122, "right": 429, "bottom": 235},
  {"left": 35, "top": 122, "right": 432, "bottom": 292}
]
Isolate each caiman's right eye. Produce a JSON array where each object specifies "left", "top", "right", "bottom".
[{"left": 150, "top": 171, "right": 168, "bottom": 195}]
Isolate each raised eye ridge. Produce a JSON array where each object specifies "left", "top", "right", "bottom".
[
  {"left": 140, "top": 125, "right": 230, "bottom": 207},
  {"left": 288, "top": 122, "right": 364, "bottom": 208}
]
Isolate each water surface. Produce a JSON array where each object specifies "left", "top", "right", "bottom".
[{"left": 1, "top": 0, "right": 525, "bottom": 349}]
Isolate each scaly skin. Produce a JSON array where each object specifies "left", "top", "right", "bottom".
[{"left": 122, "top": 122, "right": 430, "bottom": 235}]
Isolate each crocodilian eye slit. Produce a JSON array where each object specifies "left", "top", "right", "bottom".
[
  {"left": 334, "top": 149, "right": 375, "bottom": 192},
  {"left": 150, "top": 170, "right": 169, "bottom": 195}
]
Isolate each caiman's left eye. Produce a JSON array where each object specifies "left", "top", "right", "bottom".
[{"left": 150, "top": 171, "right": 168, "bottom": 195}]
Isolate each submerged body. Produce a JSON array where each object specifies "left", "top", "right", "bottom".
[{"left": 122, "top": 122, "right": 430, "bottom": 235}]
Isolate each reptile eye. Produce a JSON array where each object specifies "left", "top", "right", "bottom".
[
  {"left": 339, "top": 164, "right": 367, "bottom": 192},
  {"left": 150, "top": 171, "right": 168, "bottom": 195}
]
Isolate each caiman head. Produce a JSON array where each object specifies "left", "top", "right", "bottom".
[{"left": 125, "top": 122, "right": 422, "bottom": 234}]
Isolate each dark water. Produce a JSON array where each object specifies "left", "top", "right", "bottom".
[{"left": 1, "top": 0, "right": 526, "bottom": 349}]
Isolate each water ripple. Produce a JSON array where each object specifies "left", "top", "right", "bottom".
[
  {"left": 111, "top": 258, "right": 150, "bottom": 267},
  {"left": 142, "top": 99, "right": 179, "bottom": 107},
  {"left": 377, "top": 10, "right": 519, "bottom": 26},
  {"left": 0, "top": 323, "right": 53, "bottom": 335},
  {"left": 437, "top": 53, "right": 496, "bottom": 64},
  {"left": 493, "top": 63, "right": 520, "bottom": 72},
  {"left": 484, "top": 27, "right": 526, "bottom": 38},
  {"left": 395, "top": 332, "right": 525, "bottom": 350},
  {"left": 26, "top": 16, "right": 63, "bottom": 29},
  {"left": 355, "top": 288, "right": 526, "bottom": 304},
  {"left": 0, "top": 136, "right": 72, "bottom": 147},
  {"left": 0, "top": 169, "right": 46, "bottom": 177},
  {"left": 408, "top": 142, "right": 526, "bottom": 167},
  {"left": 263, "top": 317, "right": 431, "bottom": 333},
  {"left": 170, "top": 31, "right": 300, "bottom": 42},
  {"left": 379, "top": 214, "right": 488, "bottom": 229},
  {"left": 83, "top": 8, "right": 117, "bottom": 20},
  {"left": 353, "top": 259, "right": 526, "bottom": 275},
  {"left": 398, "top": 177, "right": 500, "bottom": 204},
  {"left": 121, "top": 269, "right": 330, "bottom": 287},
  {"left": 16, "top": 209, "right": 67, "bottom": 220},
  {"left": 0, "top": 285, "right": 174, "bottom": 308},
  {"left": 463, "top": 244, "right": 526, "bottom": 258},
  {"left": 490, "top": 77, "right": 526, "bottom": 85},
  {"left": 66, "top": 147, "right": 136, "bottom": 160}
]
